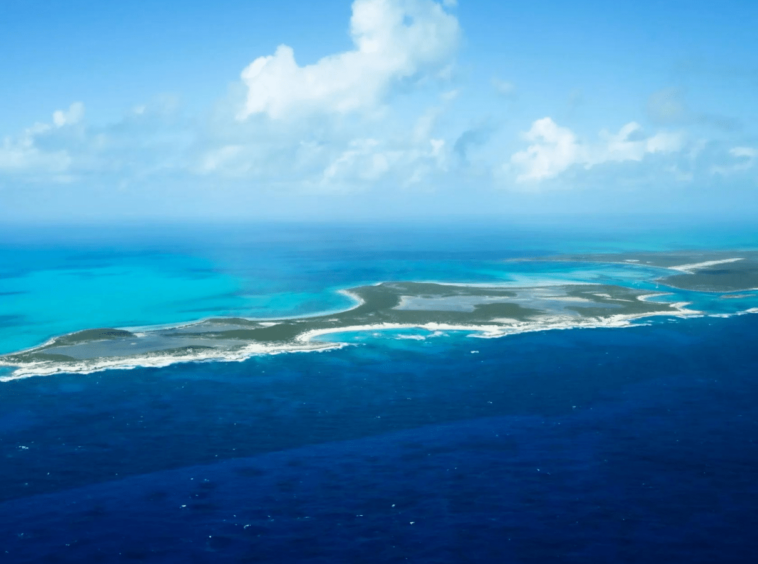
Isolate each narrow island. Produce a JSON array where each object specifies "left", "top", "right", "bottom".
[{"left": 1, "top": 280, "right": 696, "bottom": 380}]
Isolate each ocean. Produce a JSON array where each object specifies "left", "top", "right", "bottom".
[{"left": 1, "top": 219, "right": 757, "bottom": 562}]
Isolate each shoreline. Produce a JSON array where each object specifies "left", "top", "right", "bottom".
[
  {"left": 2, "top": 257, "right": 757, "bottom": 382},
  {"left": 0, "top": 298, "right": 720, "bottom": 383},
  {"left": 0, "top": 281, "right": 606, "bottom": 360}
]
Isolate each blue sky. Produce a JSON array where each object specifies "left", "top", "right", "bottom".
[{"left": 1, "top": 0, "right": 757, "bottom": 221}]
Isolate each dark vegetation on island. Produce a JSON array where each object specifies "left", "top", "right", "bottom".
[{"left": 1, "top": 281, "right": 681, "bottom": 373}]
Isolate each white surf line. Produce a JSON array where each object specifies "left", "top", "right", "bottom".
[
  {"left": 6, "top": 281, "right": 753, "bottom": 382},
  {"left": 3, "top": 318, "right": 639, "bottom": 381},
  {"left": 13, "top": 280, "right": 608, "bottom": 358},
  {"left": 296, "top": 297, "right": 704, "bottom": 345},
  {"left": 668, "top": 258, "right": 743, "bottom": 273},
  {"left": 3, "top": 298, "right": 747, "bottom": 382},
  {"left": 296, "top": 323, "right": 506, "bottom": 343},
  {"left": 0, "top": 340, "right": 345, "bottom": 382}
]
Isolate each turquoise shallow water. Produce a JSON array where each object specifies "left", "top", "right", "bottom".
[
  {"left": 1, "top": 220, "right": 757, "bottom": 355},
  {"left": 0, "top": 250, "right": 245, "bottom": 354}
]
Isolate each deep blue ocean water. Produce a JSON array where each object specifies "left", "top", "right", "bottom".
[{"left": 1, "top": 220, "right": 758, "bottom": 562}]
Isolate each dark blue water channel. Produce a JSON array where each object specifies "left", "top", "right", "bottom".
[{"left": 1, "top": 313, "right": 757, "bottom": 563}]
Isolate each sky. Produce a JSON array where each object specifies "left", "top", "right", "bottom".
[{"left": 1, "top": 0, "right": 757, "bottom": 222}]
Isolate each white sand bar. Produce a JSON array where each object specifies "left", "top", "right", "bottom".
[{"left": 668, "top": 258, "right": 743, "bottom": 273}]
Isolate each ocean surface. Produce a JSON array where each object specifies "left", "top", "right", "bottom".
[{"left": 1, "top": 219, "right": 758, "bottom": 562}]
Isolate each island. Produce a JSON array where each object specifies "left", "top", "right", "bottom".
[
  {"left": 1, "top": 280, "right": 695, "bottom": 379},
  {"left": 508, "top": 250, "right": 758, "bottom": 292}
]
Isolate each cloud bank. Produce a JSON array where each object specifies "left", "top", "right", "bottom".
[{"left": 0, "top": 0, "right": 755, "bottom": 219}]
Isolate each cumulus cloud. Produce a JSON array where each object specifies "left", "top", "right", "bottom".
[
  {"left": 237, "top": 0, "right": 460, "bottom": 120},
  {"left": 510, "top": 118, "right": 683, "bottom": 182},
  {"left": 509, "top": 118, "right": 584, "bottom": 182}
]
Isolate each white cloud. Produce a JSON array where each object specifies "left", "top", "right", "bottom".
[
  {"left": 510, "top": 117, "right": 683, "bottom": 183},
  {"left": 0, "top": 99, "right": 200, "bottom": 185},
  {"left": 595, "top": 122, "right": 682, "bottom": 164},
  {"left": 0, "top": 102, "right": 84, "bottom": 178},
  {"left": 52, "top": 102, "right": 85, "bottom": 127},
  {"left": 0, "top": 135, "right": 71, "bottom": 175},
  {"left": 711, "top": 146, "right": 757, "bottom": 175},
  {"left": 237, "top": 0, "right": 459, "bottom": 120},
  {"left": 510, "top": 118, "right": 584, "bottom": 182},
  {"left": 322, "top": 139, "right": 390, "bottom": 184},
  {"left": 319, "top": 136, "right": 447, "bottom": 189}
]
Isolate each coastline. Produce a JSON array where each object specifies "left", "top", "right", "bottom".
[
  {"left": 3, "top": 248, "right": 758, "bottom": 382},
  {"left": 0, "top": 295, "right": 714, "bottom": 382}
]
